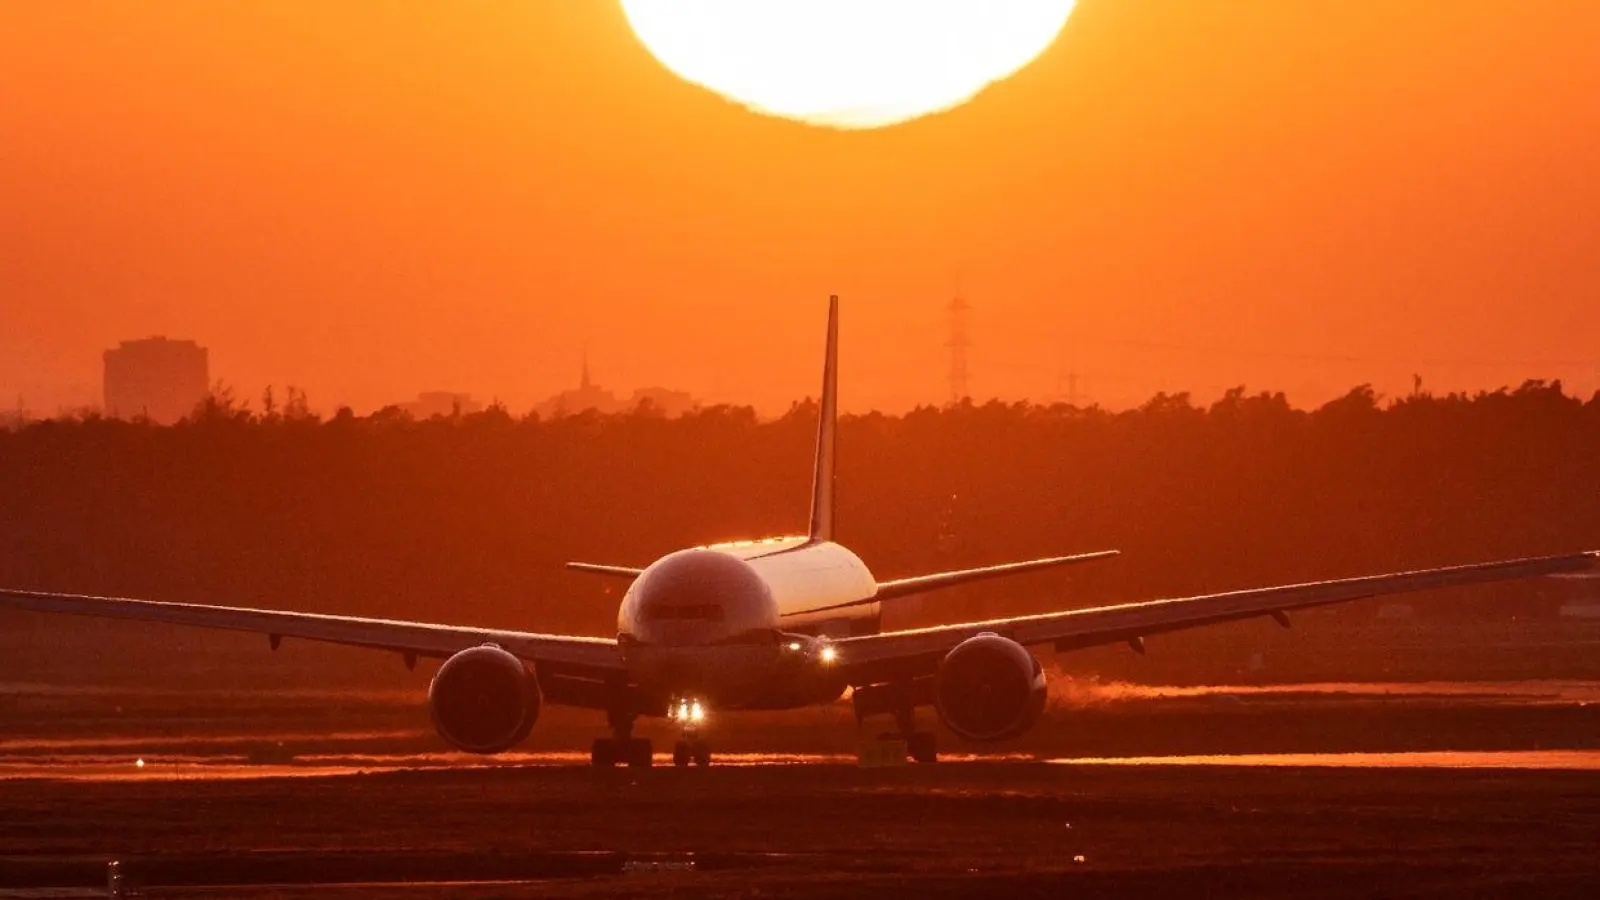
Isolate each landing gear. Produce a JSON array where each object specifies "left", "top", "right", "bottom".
[
  {"left": 881, "top": 708, "right": 938, "bottom": 764},
  {"left": 592, "top": 710, "right": 653, "bottom": 768},
  {"left": 895, "top": 708, "right": 938, "bottom": 763},
  {"left": 665, "top": 697, "right": 713, "bottom": 768},
  {"left": 853, "top": 683, "right": 940, "bottom": 766},
  {"left": 672, "top": 738, "right": 711, "bottom": 767}
]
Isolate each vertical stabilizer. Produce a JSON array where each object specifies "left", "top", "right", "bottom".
[{"left": 808, "top": 295, "right": 839, "bottom": 543}]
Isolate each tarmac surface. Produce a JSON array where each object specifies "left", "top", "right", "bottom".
[
  {"left": 2, "top": 676, "right": 1599, "bottom": 898},
  {"left": 2, "top": 762, "right": 1598, "bottom": 898}
]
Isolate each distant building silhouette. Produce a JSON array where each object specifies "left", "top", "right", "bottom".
[
  {"left": 103, "top": 337, "right": 209, "bottom": 424},
  {"left": 628, "top": 385, "right": 697, "bottom": 417},
  {"left": 538, "top": 356, "right": 620, "bottom": 417},
  {"left": 397, "top": 391, "right": 485, "bottom": 419},
  {"left": 534, "top": 357, "right": 696, "bottom": 418}
]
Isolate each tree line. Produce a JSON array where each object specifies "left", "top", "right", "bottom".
[{"left": 2, "top": 381, "right": 1597, "bottom": 641}]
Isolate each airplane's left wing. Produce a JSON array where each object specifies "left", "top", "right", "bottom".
[
  {"left": 832, "top": 551, "right": 1599, "bottom": 685},
  {"left": 0, "top": 588, "right": 623, "bottom": 678},
  {"left": 565, "top": 562, "right": 646, "bottom": 579}
]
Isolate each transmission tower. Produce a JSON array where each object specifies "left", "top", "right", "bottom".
[{"left": 946, "top": 293, "right": 971, "bottom": 404}]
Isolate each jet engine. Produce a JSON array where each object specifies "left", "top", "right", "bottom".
[
  {"left": 428, "top": 644, "right": 541, "bottom": 754},
  {"left": 934, "top": 633, "right": 1046, "bottom": 742}
]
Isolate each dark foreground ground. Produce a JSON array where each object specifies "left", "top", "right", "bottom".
[{"left": 2, "top": 763, "right": 1598, "bottom": 899}]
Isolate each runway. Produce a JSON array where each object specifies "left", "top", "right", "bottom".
[
  {"left": 2, "top": 762, "right": 1598, "bottom": 898},
  {"left": 3, "top": 680, "right": 1597, "bottom": 896},
  {"left": 3, "top": 749, "right": 1600, "bottom": 784},
  {"left": 5, "top": 678, "right": 1600, "bottom": 782}
]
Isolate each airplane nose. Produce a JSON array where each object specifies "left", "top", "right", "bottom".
[{"left": 622, "top": 549, "right": 777, "bottom": 646}]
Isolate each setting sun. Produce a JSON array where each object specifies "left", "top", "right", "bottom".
[{"left": 620, "top": 0, "right": 1077, "bottom": 129}]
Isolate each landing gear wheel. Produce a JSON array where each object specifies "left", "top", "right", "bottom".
[
  {"left": 907, "top": 732, "right": 938, "bottom": 764},
  {"left": 673, "top": 740, "right": 692, "bottom": 767},
  {"left": 691, "top": 740, "right": 711, "bottom": 767},
  {"left": 591, "top": 738, "right": 618, "bottom": 768}
]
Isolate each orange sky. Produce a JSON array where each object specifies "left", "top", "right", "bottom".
[{"left": 3, "top": 1, "right": 1597, "bottom": 415}]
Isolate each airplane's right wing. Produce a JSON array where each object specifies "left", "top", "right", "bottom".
[
  {"left": 833, "top": 551, "right": 1599, "bottom": 685},
  {"left": 871, "top": 551, "right": 1120, "bottom": 603},
  {"left": 783, "top": 550, "right": 1120, "bottom": 617}
]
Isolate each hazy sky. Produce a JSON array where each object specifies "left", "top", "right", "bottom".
[{"left": 3, "top": 1, "right": 1597, "bottom": 415}]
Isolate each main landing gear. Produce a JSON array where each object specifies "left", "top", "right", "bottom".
[
  {"left": 904, "top": 731, "right": 938, "bottom": 764},
  {"left": 861, "top": 708, "right": 937, "bottom": 765},
  {"left": 592, "top": 710, "right": 652, "bottom": 768},
  {"left": 852, "top": 682, "right": 939, "bottom": 765},
  {"left": 896, "top": 708, "right": 938, "bottom": 764}
]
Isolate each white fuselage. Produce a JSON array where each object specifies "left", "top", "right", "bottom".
[{"left": 615, "top": 537, "right": 877, "bottom": 711}]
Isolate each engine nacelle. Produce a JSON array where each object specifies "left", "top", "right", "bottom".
[
  {"left": 428, "top": 644, "right": 541, "bottom": 754},
  {"left": 934, "top": 633, "right": 1046, "bottom": 742}
]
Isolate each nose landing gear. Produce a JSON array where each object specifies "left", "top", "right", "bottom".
[{"left": 668, "top": 698, "right": 712, "bottom": 767}]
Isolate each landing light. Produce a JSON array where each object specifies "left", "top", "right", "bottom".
[
  {"left": 671, "top": 699, "right": 708, "bottom": 723},
  {"left": 787, "top": 641, "right": 803, "bottom": 652},
  {"left": 820, "top": 645, "right": 838, "bottom": 664}
]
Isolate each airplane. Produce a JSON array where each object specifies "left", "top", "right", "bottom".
[{"left": 2, "top": 296, "right": 1595, "bottom": 768}]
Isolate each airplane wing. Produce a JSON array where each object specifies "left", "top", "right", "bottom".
[
  {"left": 832, "top": 551, "right": 1599, "bottom": 685},
  {"left": 565, "top": 562, "right": 646, "bottom": 579},
  {"left": 871, "top": 551, "right": 1120, "bottom": 603},
  {"left": 0, "top": 588, "right": 623, "bottom": 679},
  {"left": 782, "top": 550, "right": 1120, "bottom": 617}
]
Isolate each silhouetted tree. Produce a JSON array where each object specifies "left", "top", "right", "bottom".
[{"left": 0, "top": 383, "right": 1594, "bottom": 653}]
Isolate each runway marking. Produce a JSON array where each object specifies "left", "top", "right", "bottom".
[
  {"left": 0, "top": 751, "right": 1050, "bottom": 781},
  {"left": 1047, "top": 678, "right": 1600, "bottom": 707},
  {"left": 5, "top": 749, "right": 1597, "bottom": 781},
  {"left": 0, "top": 730, "right": 423, "bottom": 752},
  {"left": 0, "top": 683, "right": 418, "bottom": 701},
  {"left": 1046, "top": 750, "right": 1600, "bottom": 770},
  {"left": 151, "top": 879, "right": 555, "bottom": 895}
]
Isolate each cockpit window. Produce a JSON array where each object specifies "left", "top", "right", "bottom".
[{"left": 641, "top": 603, "right": 725, "bottom": 622}]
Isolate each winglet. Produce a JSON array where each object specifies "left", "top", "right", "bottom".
[{"left": 808, "top": 295, "right": 839, "bottom": 543}]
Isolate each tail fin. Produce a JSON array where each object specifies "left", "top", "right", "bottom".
[{"left": 808, "top": 295, "right": 839, "bottom": 543}]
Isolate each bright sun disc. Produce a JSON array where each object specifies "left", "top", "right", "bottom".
[{"left": 621, "top": 0, "right": 1078, "bottom": 129}]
